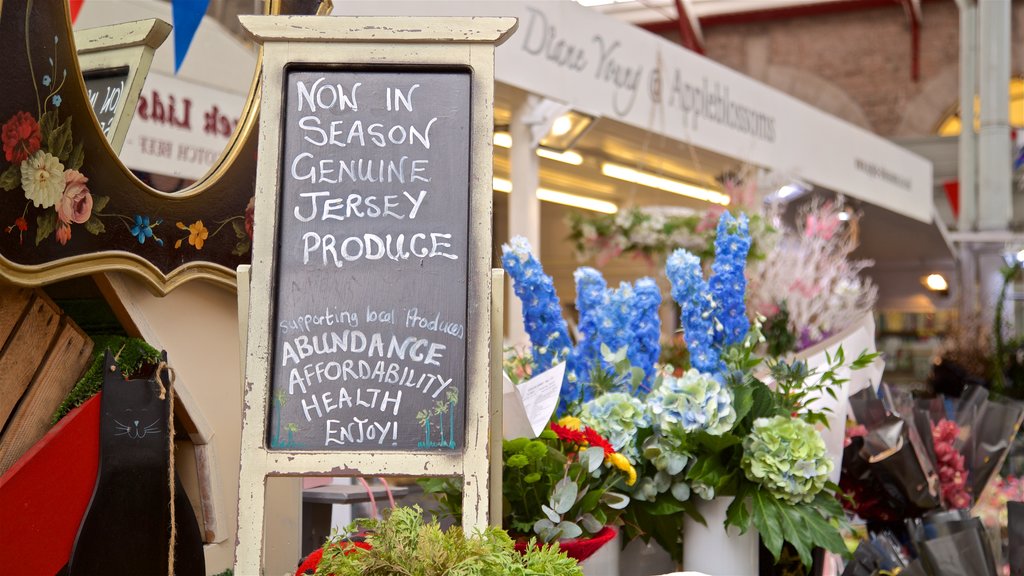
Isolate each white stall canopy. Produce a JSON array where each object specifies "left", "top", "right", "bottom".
[{"left": 336, "top": 0, "right": 933, "bottom": 224}]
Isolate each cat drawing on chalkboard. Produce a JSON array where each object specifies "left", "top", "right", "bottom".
[{"left": 65, "top": 350, "right": 205, "bottom": 576}]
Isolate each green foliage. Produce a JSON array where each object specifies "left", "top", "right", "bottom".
[
  {"left": 766, "top": 345, "right": 880, "bottom": 427},
  {"left": 763, "top": 305, "right": 797, "bottom": 357},
  {"left": 313, "top": 506, "right": 582, "bottom": 576},
  {"left": 52, "top": 336, "right": 162, "bottom": 423},
  {"left": 210, "top": 570, "right": 233, "bottom": 576}
]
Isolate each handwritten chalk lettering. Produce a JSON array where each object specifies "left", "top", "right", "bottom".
[
  {"left": 292, "top": 190, "right": 427, "bottom": 223},
  {"left": 280, "top": 308, "right": 360, "bottom": 335},
  {"left": 325, "top": 418, "right": 398, "bottom": 446},
  {"left": 520, "top": 7, "right": 588, "bottom": 72},
  {"left": 298, "top": 117, "right": 437, "bottom": 149},
  {"left": 296, "top": 78, "right": 361, "bottom": 113},
  {"left": 287, "top": 359, "right": 451, "bottom": 397},
  {"left": 301, "top": 231, "right": 458, "bottom": 267},
  {"left": 290, "top": 154, "right": 430, "bottom": 185},
  {"left": 405, "top": 308, "right": 465, "bottom": 340},
  {"left": 386, "top": 84, "right": 419, "bottom": 112},
  {"left": 366, "top": 307, "right": 395, "bottom": 324},
  {"left": 300, "top": 388, "right": 402, "bottom": 422},
  {"left": 281, "top": 330, "right": 446, "bottom": 368}
]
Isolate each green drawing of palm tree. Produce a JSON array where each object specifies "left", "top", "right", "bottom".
[
  {"left": 417, "top": 409, "right": 431, "bottom": 446},
  {"left": 446, "top": 389, "right": 458, "bottom": 448},
  {"left": 284, "top": 423, "right": 299, "bottom": 448},
  {"left": 273, "top": 390, "right": 288, "bottom": 447},
  {"left": 434, "top": 400, "right": 448, "bottom": 446}
]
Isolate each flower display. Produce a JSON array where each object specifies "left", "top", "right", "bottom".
[
  {"left": 2, "top": 111, "right": 41, "bottom": 163},
  {"left": 628, "top": 278, "right": 661, "bottom": 392},
  {"left": 20, "top": 150, "right": 65, "bottom": 208},
  {"left": 666, "top": 249, "right": 721, "bottom": 374},
  {"left": 932, "top": 419, "right": 970, "bottom": 509},
  {"left": 580, "top": 393, "right": 649, "bottom": 463},
  {"left": 649, "top": 368, "right": 736, "bottom": 437},
  {"left": 571, "top": 267, "right": 609, "bottom": 387},
  {"left": 708, "top": 212, "right": 751, "bottom": 346},
  {"left": 742, "top": 415, "right": 833, "bottom": 505}
]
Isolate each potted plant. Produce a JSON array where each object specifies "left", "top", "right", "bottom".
[
  {"left": 302, "top": 505, "right": 583, "bottom": 576},
  {"left": 420, "top": 419, "right": 636, "bottom": 566}
]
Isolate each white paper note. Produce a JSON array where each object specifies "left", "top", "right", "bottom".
[{"left": 502, "top": 362, "right": 566, "bottom": 439}]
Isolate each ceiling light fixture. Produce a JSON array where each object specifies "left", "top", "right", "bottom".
[
  {"left": 492, "top": 132, "right": 584, "bottom": 166},
  {"left": 601, "top": 162, "right": 730, "bottom": 205},
  {"left": 539, "top": 110, "right": 595, "bottom": 151},
  {"left": 492, "top": 177, "right": 617, "bottom": 214},
  {"left": 924, "top": 273, "right": 949, "bottom": 292}
]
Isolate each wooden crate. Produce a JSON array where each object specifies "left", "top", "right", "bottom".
[{"left": 0, "top": 282, "right": 94, "bottom": 476}]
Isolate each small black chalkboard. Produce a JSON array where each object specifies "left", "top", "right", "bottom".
[
  {"left": 268, "top": 68, "right": 471, "bottom": 452},
  {"left": 83, "top": 66, "right": 129, "bottom": 138}
]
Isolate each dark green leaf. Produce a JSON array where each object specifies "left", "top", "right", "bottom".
[
  {"left": 797, "top": 506, "right": 847, "bottom": 555},
  {"left": 35, "top": 211, "right": 56, "bottom": 245},
  {"left": 0, "top": 164, "right": 20, "bottom": 191},
  {"left": 725, "top": 489, "right": 752, "bottom": 534},
  {"left": 694, "top": 431, "right": 742, "bottom": 453},
  {"left": 92, "top": 195, "right": 110, "bottom": 212},
  {"left": 732, "top": 384, "right": 754, "bottom": 423},
  {"left": 778, "top": 503, "right": 813, "bottom": 567},
  {"left": 232, "top": 218, "right": 246, "bottom": 239},
  {"left": 48, "top": 117, "right": 73, "bottom": 162},
  {"left": 84, "top": 215, "right": 104, "bottom": 235},
  {"left": 231, "top": 240, "right": 251, "bottom": 256},
  {"left": 577, "top": 489, "right": 603, "bottom": 513},
  {"left": 750, "top": 489, "right": 783, "bottom": 560},
  {"left": 66, "top": 140, "right": 84, "bottom": 171},
  {"left": 39, "top": 110, "right": 57, "bottom": 139}
]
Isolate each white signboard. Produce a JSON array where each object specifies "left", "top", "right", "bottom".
[
  {"left": 336, "top": 1, "right": 933, "bottom": 223},
  {"left": 120, "top": 72, "right": 246, "bottom": 180}
]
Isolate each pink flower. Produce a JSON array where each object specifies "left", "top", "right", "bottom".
[
  {"left": 244, "top": 195, "right": 255, "bottom": 240},
  {"left": 55, "top": 222, "right": 71, "bottom": 245},
  {"left": 56, "top": 169, "right": 93, "bottom": 224}
]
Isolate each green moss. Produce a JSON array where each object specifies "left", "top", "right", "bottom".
[{"left": 52, "top": 336, "right": 162, "bottom": 424}]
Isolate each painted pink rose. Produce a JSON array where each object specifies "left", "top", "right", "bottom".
[
  {"left": 55, "top": 222, "right": 71, "bottom": 245},
  {"left": 57, "top": 169, "right": 93, "bottom": 224}
]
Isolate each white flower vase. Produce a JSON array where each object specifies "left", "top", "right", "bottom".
[
  {"left": 682, "top": 497, "right": 758, "bottom": 576},
  {"left": 580, "top": 528, "right": 620, "bottom": 576}
]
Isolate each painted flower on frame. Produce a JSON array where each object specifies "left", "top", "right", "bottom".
[
  {"left": 2, "top": 111, "right": 41, "bottom": 163},
  {"left": 185, "top": 220, "right": 209, "bottom": 249},
  {"left": 55, "top": 222, "right": 71, "bottom": 245},
  {"left": 56, "top": 169, "right": 92, "bottom": 224},
  {"left": 244, "top": 195, "right": 255, "bottom": 240},
  {"left": 20, "top": 150, "right": 65, "bottom": 208}
]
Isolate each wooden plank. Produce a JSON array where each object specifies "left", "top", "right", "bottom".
[
  {"left": 0, "top": 319, "right": 93, "bottom": 476},
  {"left": 0, "top": 283, "right": 33, "bottom": 349},
  {"left": 0, "top": 296, "right": 61, "bottom": 429}
]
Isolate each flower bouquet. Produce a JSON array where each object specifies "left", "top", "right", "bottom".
[{"left": 501, "top": 212, "right": 878, "bottom": 570}]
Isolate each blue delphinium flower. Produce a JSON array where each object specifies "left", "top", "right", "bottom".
[
  {"left": 571, "top": 266, "right": 608, "bottom": 388},
  {"left": 665, "top": 249, "right": 721, "bottom": 374},
  {"left": 628, "top": 278, "right": 661, "bottom": 393},
  {"left": 501, "top": 236, "right": 574, "bottom": 390},
  {"left": 603, "top": 282, "right": 634, "bottom": 362},
  {"left": 708, "top": 212, "right": 751, "bottom": 347}
]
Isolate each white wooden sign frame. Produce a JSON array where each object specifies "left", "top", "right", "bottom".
[
  {"left": 234, "top": 16, "right": 516, "bottom": 573},
  {"left": 74, "top": 18, "right": 171, "bottom": 153}
]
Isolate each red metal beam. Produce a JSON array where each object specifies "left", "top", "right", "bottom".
[{"left": 672, "top": 0, "right": 705, "bottom": 54}]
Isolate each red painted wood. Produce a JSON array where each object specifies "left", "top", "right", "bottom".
[{"left": 0, "top": 394, "right": 101, "bottom": 575}]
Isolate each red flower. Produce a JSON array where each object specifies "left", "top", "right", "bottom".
[
  {"left": 2, "top": 111, "right": 41, "bottom": 163},
  {"left": 550, "top": 423, "right": 586, "bottom": 445},
  {"left": 583, "top": 427, "right": 614, "bottom": 456},
  {"left": 244, "top": 195, "right": 255, "bottom": 240},
  {"left": 5, "top": 216, "right": 28, "bottom": 245}
]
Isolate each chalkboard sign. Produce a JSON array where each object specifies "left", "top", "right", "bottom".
[
  {"left": 269, "top": 69, "right": 471, "bottom": 452},
  {"left": 83, "top": 66, "right": 129, "bottom": 139}
]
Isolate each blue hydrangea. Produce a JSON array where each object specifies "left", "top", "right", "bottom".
[
  {"left": 648, "top": 368, "right": 736, "bottom": 437},
  {"left": 571, "top": 266, "right": 608, "bottom": 388},
  {"left": 628, "top": 278, "right": 661, "bottom": 393},
  {"left": 580, "top": 392, "right": 650, "bottom": 463},
  {"left": 501, "top": 237, "right": 573, "bottom": 377}
]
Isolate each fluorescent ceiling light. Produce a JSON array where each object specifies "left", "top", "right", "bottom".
[
  {"left": 601, "top": 163, "right": 730, "bottom": 205},
  {"left": 537, "top": 148, "right": 584, "bottom": 165},
  {"left": 550, "top": 115, "right": 573, "bottom": 136},
  {"left": 492, "top": 177, "right": 617, "bottom": 214},
  {"left": 924, "top": 274, "right": 948, "bottom": 292},
  {"left": 493, "top": 132, "right": 584, "bottom": 166}
]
